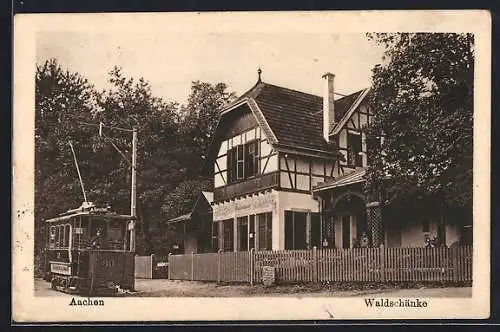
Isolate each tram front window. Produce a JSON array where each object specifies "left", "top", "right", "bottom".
[
  {"left": 90, "top": 219, "right": 107, "bottom": 249},
  {"left": 107, "top": 221, "right": 124, "bottom": 250}
]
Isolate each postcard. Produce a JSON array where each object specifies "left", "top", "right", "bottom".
[{"left": 12, "top": 10, "right": 491, "bottom": 322}]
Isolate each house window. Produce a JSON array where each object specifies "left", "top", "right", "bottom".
[
  {"left": 237, "top": 216, "right": 249, "bottom": 251},
  {"left": 222, "top": 219, "right": 234, "bottom": 252},
  {"left": 211, "top": 222, "right": 219, "bottom": 252},
  {"left": 237, "top": 144, "right": 244, "bottom": 180},
  {"left": 422, "top": 219, "right": 430, "bottom": 233},
  {"left": 347, "top": 132, "right": 362, "bottom": 167},
  {"left": 245, "top": 141, "right": 259, "bottom": 178},
  {"left": 284, "top": 211, "right": 307, "bottom": 250},
  {"left": 341, "top": 215, "right": 351, "bottom": 249},
  {"left": 322, "top": 215, "right": 335, "bottom": 248},
  {"left": 460, "top": 225, "right": 472, "bottom": 245},
  {"left": 227, "top": 140, "right": 260, "bottom": 183},
  {"left": 257, "top": 212, "right": 272, "bottom": 250},
  {"left": 228, "top": 148, "right": 237, "bottom": 183},
  {"left": 310, "top": 212, "right": 321, "bottom": 248},
  {"left": 249, "top": 215, "right": 255, "bottom": 250}
]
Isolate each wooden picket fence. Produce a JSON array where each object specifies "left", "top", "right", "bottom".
[{"left": 168, "top": 246, "right": 472, "bottom": 284}]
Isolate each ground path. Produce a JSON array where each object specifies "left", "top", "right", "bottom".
[{"left": 35, "top": 278, "right": 472, "bottom": 298}]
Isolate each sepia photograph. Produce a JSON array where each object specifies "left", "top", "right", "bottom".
[{"left": 12, "top": 10, "right": 491, "bottom": 321}]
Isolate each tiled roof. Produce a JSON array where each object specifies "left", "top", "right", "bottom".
[
  {"left": 313, "top": 168, "right": 366, "bottom": 192},
  {"left": 167, "top": 191, "right": 213, "bottom": 223},
  {"left": 227, "top": 82, "right": 365, "bottom": 154},
  {"left": 202, "top": 81, "right": 367, "bottom": 175}
]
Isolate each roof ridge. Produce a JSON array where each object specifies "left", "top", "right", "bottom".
[
  {"left": 221, "top": 81, "right": 265, "bottom": 111},
  {"left": 260, "top": 82, "right": 323, "bottom": 99},
  {"left": 260, "top": 82, "right": 368, "bottom": 103}
]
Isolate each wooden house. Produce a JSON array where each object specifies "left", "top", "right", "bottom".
[{"left": 190, "top": 71, "right": 472, "bottom": 252}]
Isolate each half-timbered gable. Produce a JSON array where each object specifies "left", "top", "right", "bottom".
[{"left": 329, "top": 89, "right": 374, "bottom": 175}]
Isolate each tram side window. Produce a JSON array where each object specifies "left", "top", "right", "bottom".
[
  {"left": 55, "top": 226, "right": 61, "bottom": 247},
  {"left": 64, "top": 225, "right": 70, "bottom": 248},
  {"left": 49, "top": 226, "right": 56, "bottom": 248}
]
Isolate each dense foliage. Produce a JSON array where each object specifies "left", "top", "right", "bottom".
[
  {"left": 35, "top": 59, "right": 235, "bottom": 255},
  {"left": 364, "top": 33, "right": 474, "bottom": 212}
]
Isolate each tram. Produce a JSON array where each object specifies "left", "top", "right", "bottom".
[{"left": 43, "top": 201, "right": 136, "bottom": 295}]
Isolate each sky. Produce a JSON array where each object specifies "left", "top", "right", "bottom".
[{"left": 36, "top": 26, "right": 386, "bottom": 105}]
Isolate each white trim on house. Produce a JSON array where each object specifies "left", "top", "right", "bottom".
[
  {"left": 246, "top": 98, "right": 279, "bottom": 144},
  {"left": 220, "top": 99, "right": 249, "bottom": 116},
  {"left": 330, "top": 87, "right": 371, "bottom": 136}
]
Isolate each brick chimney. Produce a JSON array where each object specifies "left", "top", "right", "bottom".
[{"left": 322, "top": 72, "right": 335, "bottom": 142}]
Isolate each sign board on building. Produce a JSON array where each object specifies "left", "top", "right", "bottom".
[{"left": 213, "top": 192, "right": 277, "bottom": 220}]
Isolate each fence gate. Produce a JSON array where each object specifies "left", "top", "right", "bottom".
[{"left": 135, "top": 255, "right": 153, "bottom": 279}]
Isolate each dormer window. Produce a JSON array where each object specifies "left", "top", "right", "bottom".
[
  {"left": 347, "top": 132, "right": 362, "bottom": 168},
  {"left": 227, "top": 140, "right": 260, "bottom": 183}
]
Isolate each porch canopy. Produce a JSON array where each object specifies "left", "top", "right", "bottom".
[
  {"left": 313, "top": 168, "right": 366, "bottom": 193},
  {"left": 167, "top": 212, "right": 192, "bottom": 224}
]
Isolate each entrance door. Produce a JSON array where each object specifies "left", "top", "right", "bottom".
[{"left": 342, "top": 215, "right": 351, "bottom": 249}]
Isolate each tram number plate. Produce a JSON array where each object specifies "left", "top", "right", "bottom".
[
  {"left": 50, "top": 263, "right": 71, "bottom": 275},
  {"left": 101, "top": 258, "right": 115, "bottom": 268}
]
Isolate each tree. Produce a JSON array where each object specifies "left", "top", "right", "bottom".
[
  {"left": 179, "top": 81, "right": 237, "bottom": 175},
  {"left": 95, "top": 67, "right": 183, "bottom": 254},
  {"left": 35, "top": 61, "right": 236, "bottom": 256},
  {"left": 35, "top": 59, "right": 99, "bottom": 255},
  {"left": 153, "top": 81, "right": 236, "bottom": 255},
  {"left": 364, "top": 33, "right": 474, "bottom": 211}
]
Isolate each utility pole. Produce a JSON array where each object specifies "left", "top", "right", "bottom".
[
  {"left": 79, "top": 121, "right": 138, "bottom": 253},
  {"left": 130, "top": 127, "right": 137, "bottom": 252}
]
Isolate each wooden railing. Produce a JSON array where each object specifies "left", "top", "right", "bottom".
[
  {"left": 168, "top": 246, "right": 473, "bottom": 284},
  {"left": 213, "top": 171, "right": 279, "bottom": 202}
]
